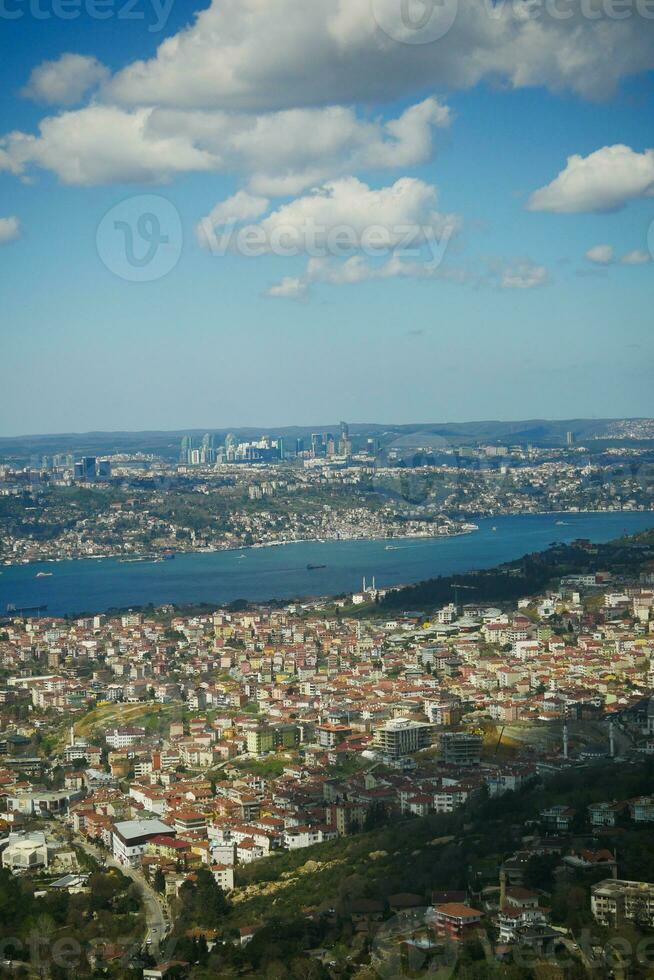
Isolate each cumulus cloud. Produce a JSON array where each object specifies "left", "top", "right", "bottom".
[
  {"left": 266, "top": 252, "right": 551, "bottom": 298},
  {"left": 497, "top": 260, "right": 549, "bottom": 290},
  {"left": 21, "top": 54, "right": 109, "bottom": 106},
  {"left": 103, "top": 0, "right": 654, "bottom": 110},
  {"left": 621, "top": 249, "right": 651, "bottom": 265},
  {"left": 198, "top": 176, "right": 460, "bottom": 258},
  {"left": 528, "top": 145, "right": 654, "bottom": 213},
  {"left": 584, "top": 244, "right": 652, "bottom": 266},
  {"left": 586, "top": 244, "right": 615, "bottom": 264},
  {"left": 0, "top": 97, "right": 450, "bottom": 189},
  {"left": 265, "top": 254, "right": 467, "bottom": 298},
  {"left": 0, "top": 106, "right": 217, "bottom": 186},
  {"left": 0, "top": 216, "right": 20, "bottom": 244}
]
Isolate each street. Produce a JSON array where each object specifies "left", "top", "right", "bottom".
[{"left": 74, "top": 837, "right": 170, "bottom": 958}]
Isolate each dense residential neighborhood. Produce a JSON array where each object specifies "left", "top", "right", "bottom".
[{"left": 2, "top": 534, "right": 654, "bottom": 976}]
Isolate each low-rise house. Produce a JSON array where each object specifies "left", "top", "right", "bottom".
[
  {"left": 430, "top": 903, "right": 483, "bottom": 942},
  {"left": 629, "top": 797, "right": 654, "bottom": 823},
  {"left": 540, "top": 805, "right": 576, "bottom": 832},
  {"left": 588, "top": 801, "right": 626, "bottom": 827},
  {"left": 498, "top": 906, "right": 550, "bottom": 944}
]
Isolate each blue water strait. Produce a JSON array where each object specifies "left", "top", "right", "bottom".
[{"left": 2, "top": 512, "right": 653, "bottom": 617}]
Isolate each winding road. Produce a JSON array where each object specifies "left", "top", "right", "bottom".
[{"left": 75, "top": 837, "right": 170, "bottom": 957}]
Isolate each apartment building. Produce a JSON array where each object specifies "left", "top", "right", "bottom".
[
  {"left": 373, "top": 718, "right": 435, "bottom": 760},
  {"left": 591, "top": 879, "right": 654, "bottom": 927}
]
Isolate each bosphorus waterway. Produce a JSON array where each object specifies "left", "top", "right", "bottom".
[{"left": 2, "top": 511, "right": 653, "bottom": 617}]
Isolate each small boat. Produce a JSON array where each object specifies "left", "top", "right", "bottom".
[
  {"left": 555, "top": 520, "right": 570, "bottom": 526},
  {"left": 491, "top": 527, "right": 497, "bottom": 532},
  {"left": 35, "top": 572, "right": 53, "bottom": 578},
  {"left": 307, "top": 564, "right": 327, "bottom": 571}
]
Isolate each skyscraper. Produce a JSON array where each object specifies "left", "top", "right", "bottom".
[
  {"left": 311, "top": 433, "right": 325, "bottom": 458},
  {"left": 339, "top": 421, "right": 352, "bottom": 457},
  {"left": 180, "top": 435, "right": 193, "bottom": 463},
  {"left": 81, "top": 456, "right": 97, "bottom": 481}
]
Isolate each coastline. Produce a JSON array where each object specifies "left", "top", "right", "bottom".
[
  {"left": 2, "top": 506, "right": 654, "bottom": 568},
  {"left": 1, "top": 525, "right": 479, "bottom": 568}
]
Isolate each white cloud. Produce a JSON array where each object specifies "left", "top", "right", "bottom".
[
  {"left": 266, "top": 252, "right": 551, "bottom": 298},
  {"left": 21, "top": 54, "right": 109, "bottom": 106},
  {"left": 0, "top": 97, "right": 450, "bottom": 189},
  {"left": 103, "top": 0, "right": 654, "bottom": 110},
  {"left": 0, "top": 106, "right": 217, "bottom": 186},
  {"left": 498, "top": 260, "right": 549, "bottom": 290},
  {"left": 621, "top": 249, "right": 651, "bottom": 265},
  {"left": 197, "top": 190, "right": 270, "bottom": 248},
  {"left": 202, "top": 190, "right": 270, "bottom": 226},
  {"left": 198, "top": 176, "right": 460, "bottom": 258},
  {"left": 0, "top": 216, "right": 20, "bottom": 245},
  {"left": 586, "top": 244, "right": 615, "bottom": 264},
  {"left": 265, "top": 276, "right": 308, "bottom": 299},
  {"left": 528, "top": 145, "right": 654, "bottom": 213},
  {"left": 583, "top": 245, "right": 652, "bottom": 266},
  {"left": 265, "top": 254, "right": 466, "bottom": 298}
]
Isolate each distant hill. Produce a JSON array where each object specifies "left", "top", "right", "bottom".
[{"left": 1, "top": 418, "right": 652, "bottom": 463}]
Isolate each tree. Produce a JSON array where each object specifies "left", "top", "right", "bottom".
[{"left": 153, "top": 867, "right": 166, "bottom": 894}]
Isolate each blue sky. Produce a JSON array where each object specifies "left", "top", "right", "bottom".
[{"left": 1, "top": 0, "right": 653, "bottom": 435}]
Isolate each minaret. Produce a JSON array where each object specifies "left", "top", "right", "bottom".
[
  {"left": 499, "top": 869, "right": 507, "bottom": 910},
  {"left": 70, "top": 724, "right": 75, "bottom": 747},
  {"left": 563, "top": 719, "right": 569, "bottom": 761},
  {"left": 609, "top": 719, "right": 615, "bottom": 759},
  {"left": 363, "top": 576, "right": 366, "bottom": 593}
]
